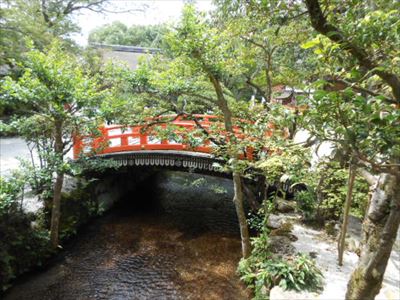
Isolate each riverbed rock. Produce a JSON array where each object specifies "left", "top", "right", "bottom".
[
  {"left": 270, "top": 286, "right": 320, "bottom": 300},
  {"left": 345, "top": 216, "right": 363, "bottom": 254},
  {"left": 22, "top": 191, "right": 42, "bottom": 213},
  {"left": 347, "top": 236, "right": 361, "bottom": 255},
  {"left": 269, "top": 236, "right": 296, "bottom": 257},
  {"left": 267, "top": 214, "right": 284, "bottom": 229},
  {"left": 338, "top": 215, "right": 362, "bottom": 254},
  {"left": 270, "top": 221, "right": 296, "bottom": 238},
  {"left": 347, "top": 215, "right": 362, "bottom": 236},
  {"left": 324, "top": 220, "right": 338, "bottom": 236},
  {"left": 276, "top": 198, "right": 296, "bottom": 213}
]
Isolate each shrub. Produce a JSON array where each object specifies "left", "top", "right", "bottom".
[
  {"left": 58, "top": 181, "right": 98, "bottom": 240},
  {"left": 238, "top": 252, "right": 323, "bottom": 299},
  {"left": 239, "top": 202, "right": 323, "bottom": 299},
  {"left": 294, "top": 190, "right": 317, "bottom": 221},
  {"left": 0, "top": 169, "right": 98, "bottom": 292},
  {"left": 318, "top": 166, "right": 368, "bottom": 219},
  {"left": 294, "top": 162, "right": 369, "bottom": 222},
  {"left": 0, "top": 175, "right": 51, "bottom": 292},
  {"left": 0, "top": 175, "right": 24, "bottom": 213},
  {"left": 304, "top": 162, "right": 369, "bottom": 221}
]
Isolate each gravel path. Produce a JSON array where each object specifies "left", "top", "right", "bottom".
[{"left": 289, "top": 222, "right": 400, "bottom": 300}]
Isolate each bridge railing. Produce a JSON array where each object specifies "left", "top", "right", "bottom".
[
  {"left": 72, "top": 114, "right": 274, "bottom": 160},
  {"left": 73, "top": 115, "right": 232, "bottom": 159}
]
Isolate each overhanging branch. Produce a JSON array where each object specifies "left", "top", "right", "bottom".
[{"left": 305, "top": 0, "right": 400, "bottom": 102}]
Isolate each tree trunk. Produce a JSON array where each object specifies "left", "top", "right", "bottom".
[
  {"left": 50, "top": 119, "right": 64, "bottom": 249},
  {"left": 265, "top": 55, "right": 273, "bottom": 103},
  {"left": 346, "top": 173, "right": 400, "bottom": 300},
  {"left": 234, "top": 172, "right": 251, "bottom": 258},
  {"left": 338, "top": 165, "right": 356, "bottom": 266},
  {"left": 209, "top": 74, "right": 251, "bottom": 258},
  {"left": 50, "top": 170, "right": 64, "bottom": 248}
]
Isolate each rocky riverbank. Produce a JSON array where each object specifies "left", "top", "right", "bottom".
[{"left": 268, "top": 213, "right": 400, "bottom": 300}]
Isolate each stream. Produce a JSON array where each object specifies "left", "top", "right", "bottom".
[{"left": 4, "top": 172, "right": 249, "bottom": 300}]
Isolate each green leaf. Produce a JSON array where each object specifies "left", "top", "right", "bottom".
[{"left": 301, "top": 38, "right": 320, "bottom": 49}]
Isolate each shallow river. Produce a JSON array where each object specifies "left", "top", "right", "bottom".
[{"left": 4, "top": 201, "right": 248, "bottom": 300}]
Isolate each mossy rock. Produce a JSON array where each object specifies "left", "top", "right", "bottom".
[{"left": 276, "top": 198, "right": 297, "bottom": 213}]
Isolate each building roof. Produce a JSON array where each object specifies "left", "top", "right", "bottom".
[
  {"left": 91, "top": 43, "right": 161, "bottom": 54},
  {"left": 90, "top": 44, "right": 160, "bottom": 70}
]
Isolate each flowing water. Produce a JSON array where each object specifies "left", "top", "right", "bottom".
[{"left": 4, "top": 172, "right": 249, "bottom": 300}]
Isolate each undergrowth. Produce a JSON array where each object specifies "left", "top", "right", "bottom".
[{"left": 239, "top": 203, "right": 323, "bottom": 299}]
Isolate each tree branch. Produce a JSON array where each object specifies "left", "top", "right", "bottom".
[
  {"left": 181, "top": 92, "right": 216, "bottom": 105},
  {"left": 245, "top": 78, "right": 268, "bottom": 100},
  {"left": 327, "top": 77, "right": 396, "bottom": 104},
  {"left": 305, "top": 0, "right": 400, "bottom": 102},
  {"left": 357, "top": 168, "right": 377, "bottom": 185},
  {"left": 183, "top": 112, "right": 222, "bottom": 146}
]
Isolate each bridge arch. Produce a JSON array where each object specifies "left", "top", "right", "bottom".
[{"left": 73, "top": 114, "right": 266, "bottom": 204}]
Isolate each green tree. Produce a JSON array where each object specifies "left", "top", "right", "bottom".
[
  {"left": 162, "top": 6, "right": 254, "bottom": 257},
  {"left": 302, "top": 1, "right": 400, "bottom": 298},
  {"left": 0, "top": 0, "right": 114, "bottom": 117},
  {"left": 216, "top": 1, "right": 400, "bottom": 298},
  {"left": 89, "top": 21, "right": 129, "bottom": 46},
  {"left": 215, "top": 2, "right": 316, "bottom": 103},
  {"left": 133, "top": 5, "right": 308, "bottom": 259},
  {"left": 0, "top": 0, "right": 111, "bottom": 67},
  {"left": 1, "top": 41, "right": 107, "bottom": 248},
  {"left": 88, "top": 22, "right": 167, "bottom": 47}
]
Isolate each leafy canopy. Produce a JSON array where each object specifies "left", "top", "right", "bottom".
[
  {"left": 1, "top": 40, "right": 108, "bottom": 165},
  {"left": 88, "top": 22, "right": 168, "bottom": 47}
]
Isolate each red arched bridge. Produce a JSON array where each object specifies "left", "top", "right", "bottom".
[{"left": 73, "top": 114, "right": 271, "bottom": 175}]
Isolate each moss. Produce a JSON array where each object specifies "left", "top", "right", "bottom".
[
  {"left": 347, "top": 267, "right": 370, "bottom": 299},
  {"left": 324, "top": 221, "right": 337, "bottom": 236},
  {"left": 270, "top": 222, "right": 293, "bottom": 237},
  {"left": 59, "top": 183, "right": 97, "bottom": 240}
]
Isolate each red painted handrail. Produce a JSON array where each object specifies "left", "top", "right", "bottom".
[{"left": 73, "top": 114, "right": 259, "bottom": 160}]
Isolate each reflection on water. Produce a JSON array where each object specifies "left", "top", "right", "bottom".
[{"left": 5, "top": 205, "right": 249, "bottom": 300}]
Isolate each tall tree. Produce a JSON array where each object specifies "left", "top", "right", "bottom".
[
  {"left": 166, "top": 6, "right": 255, "bottom": 257},
  {"left": 1, "top": 41, "right": 107, "bottom": 248},
  {"left": 89, "top": 22, "right": 167, "bottom": 47},
  {"left": 216, "top": 0, "right": 400, "bottom": 298},
  {"left": 112, "top": 6, "right": 258, "bottom": 257},
  {"left": 0, "top": 0, "right": 115, "bottom": 68},
  {"left": 302, "top": 1, "right": 400, "bottom": 298}
]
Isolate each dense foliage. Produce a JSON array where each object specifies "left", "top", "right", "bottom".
[
  {"left": 88, "top": 22, "right": 167, "bottom": 47},
  {"left": 239, "top": 205, "right": 323, "bottom": 299},
  {"left": 0, "top": 174, "right": 50, "bottom": 291},
  {"left": 239, "top": 253, "right": 323, "bottom": 298},
  {"left": 293, "top": 162, "right": 369, "bottom": 221}
]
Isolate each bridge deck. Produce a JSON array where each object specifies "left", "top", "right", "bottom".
[{"left": 73, "top": 115, "right": 254, "bottom": 160}]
